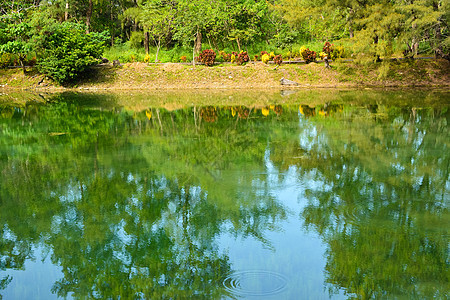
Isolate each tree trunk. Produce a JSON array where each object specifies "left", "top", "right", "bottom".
[
  {"left": 348, "top": 9, "right": 354, "bottom": 38},
  {"left": 65, "top": 1, "right": 69, "bottom": 21},
  {"left": 194, "top": 29, "right": 202, "bottom": 55},
  {"left": 110, "top": 0, "right": 114, "bottom": 46},
  {"left": 412, "top": 38, "right": 419, "bottom": 57},
  {"left": 86, "top": 0, "right": 93, "bottom": 33},
  {"left": 19, "top": 56, "right": 26, "bottom": 75},
  {"left": 155, "top": 37, "right": 161, "bottom": 63},
  {"left": 236, "top": 37, "right": 241, "bottom": 52},
  {"left": 433, "top": 2, "right": 442, "bottom": 58},
  {"left": 193, "top": 28, "right": 202, "bottom": 66},
  {"left": 144, "top": 31, "right": 150, "bottom": 54}
]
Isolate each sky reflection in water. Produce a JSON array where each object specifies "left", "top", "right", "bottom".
[{"left": 0, "top": 90, "right": 448, "bottom": 299}]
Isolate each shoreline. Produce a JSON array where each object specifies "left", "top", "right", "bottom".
[{"left": 0, "top": 59, "right": 449, "bottom": 92}]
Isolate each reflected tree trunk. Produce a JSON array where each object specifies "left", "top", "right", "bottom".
[{"left": 156, "top": 109, "right": 163, "bottom": 134}]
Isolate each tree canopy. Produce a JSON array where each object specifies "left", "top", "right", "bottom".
[{"left": 0, "top": 0, "right": 448, "bottom": 81}]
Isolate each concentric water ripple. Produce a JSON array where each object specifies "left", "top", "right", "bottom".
[{"left": 222, "top": 270, "right": 288, "bottom": 297}]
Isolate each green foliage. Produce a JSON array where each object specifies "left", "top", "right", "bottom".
[
  {"left": 129, "top": 31, "right": 144, "bottom": 49},
  {"left": 198, "top": 49, "right": 216, "bottom": 66},
  {"left": 36, "top": 22, "right": 109, "bottom": 84},
  {"left": 330, "top": 45, "right": 345, "bottom": 60},
  {"left": 0, "top": 53, "right": 14, "bottom": 68},
  {"left": 272, "top": 25, "right": 299, "bottom": 49},
  {"left": 377, "top": 61, "right": 390, "bottom": 80},
  {"left": 103, "top": 43, "right": 145, "bottom": 63},
  {"left": 0, "top": 14, "right": 33, "bottom": 72}
]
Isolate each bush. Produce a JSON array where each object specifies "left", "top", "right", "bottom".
[
  {"left": 218, "top": 51, "right": 231, "bottom": 62},
  {"left": 130, "top": 31, "right": 144, "bottom": 50},
  {"left": 300, "top": 46, "right": 316, "bottom": 63},
  {"left": 236, "top": 51, "right": 249, "bottom": 65},
  {"left": 0, "top": 53, "right": 14, "bottom": 68},
  {"left": 231, "top": 52, "right": 237, "bottom": 63},
  {"left": 273, "top": 54, "right": 282, "bottom": 65},
  {"left": 144, "top": 54, "right": 151, "bottom": 63},
  {"left": 180, "top": 55, "right": 187, "bottom": 62},
  {"left": 236, "top": 51, "right": 250, "bottom": 65},
  {"left": 198, "top": 49, "right": 216, "bottom": 66},
  {"left": 330, "top": 45, "right": 345, "bottom": 60},
  {"left": 25, "top": 56, "right": 37, "bottom": 66},
  {"left": 36, "top": 22, "right": 109, "bottom": 84},
  {"left": 262, "top": 53, "right": 270, "bottom": 64},
  {"left": 323, "top": 42, "right": 333, "bottom": 56}
]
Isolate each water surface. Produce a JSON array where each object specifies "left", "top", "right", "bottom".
[{"left": 0, "top": 89, "right": 448, "bottom": 299}]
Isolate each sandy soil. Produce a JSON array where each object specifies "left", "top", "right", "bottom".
[{"left": 0, "top": 59, "right": 449, "bottom": 91}]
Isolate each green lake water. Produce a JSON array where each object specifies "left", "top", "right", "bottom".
[{"left": 0, "top": 89, "right": 449, "bottom": 299}]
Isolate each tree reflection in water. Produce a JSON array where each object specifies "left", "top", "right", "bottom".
[
  {"left": 0, "top": 90, "right": 448, "bottom": 298},
  {"left": 0, "top": 97, "right": 288, "bottom": 298},
  {"left": 289, "top": 104, "right": 449, "bottom": 299}
]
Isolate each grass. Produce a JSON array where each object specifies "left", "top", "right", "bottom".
[
  {"left": 102, "top": 40, "right": 343, "bottom": 65},
  {"left": 1, "top": 49, "right": 448, "bottom": 90},
  {"left": 102, "top": 38, "right": 440, "bottom": 67}
]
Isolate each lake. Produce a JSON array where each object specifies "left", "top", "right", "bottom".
[{"left": 0, "top": 89, "right": 448, "bottom": 299}]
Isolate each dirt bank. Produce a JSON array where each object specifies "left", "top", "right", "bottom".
[{"left": 0, "top": 59, "right": 449, "bottom": 91}]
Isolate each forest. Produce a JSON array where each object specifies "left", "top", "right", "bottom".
[{"left": 0, "top": 0, "right": 449, "bottom": 83}]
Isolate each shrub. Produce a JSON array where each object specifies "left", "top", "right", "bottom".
[
  {"left": 236, "top": 51, "right": 249, "bottom": 65},
  {"left": 144, "top": 54, "right": 151, "bottom": 63},
  {"left": 285, "top": 51, "right": 292, "bottom": 60},
  {"left": 262, "top": 53, "right": 270, "bottom": 64},
  {"left": 261, "top": 51, "right": 268, "bottom": 57},
  {"left": 330, "top": 45, "right": 345, "bottom": 60},
  {"left": 323, "top": 42, "right": 333, "bottom": 56},
  {"left": 269, "top": 51, "right": 275, "bottom": 59},
  {"left": 130, "top": 31, "right": 144, "bottom": 50},
  {"left": 25, "top": 56, "right": 37, "bottom": 66},
  {"left": 37, "top": 22, "right": 109, "bottom": 84},
  {"left": 273, "top": 54, "right": 282, "bottom": 65},
  {"left": 180, "top": 55, "right": 187, "bottom": 62},
  {"left": 198, "top": 49, "right": 216, "bottom": 66},
  {"left": 231, "top": 54, "right": 236, "bottom": 63},
  {"left": 0, "top": 53, "right": 14, "bottom": 68},
  {"left": 219, "top": 51, "right": 231, "bottom": 62},
  {"left": 300, "top": 47, "right": 316, "bottom": 63}
]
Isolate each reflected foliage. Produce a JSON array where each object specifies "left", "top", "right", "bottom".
[
  {"left": 292, "top": 103, "right": 449, "bottom": 298},
  {"left": 0, "top": 94, "right": 290, "bottom": 298},
  {"left": 0, "top": 90, "right": 449, "bottom": 298}
]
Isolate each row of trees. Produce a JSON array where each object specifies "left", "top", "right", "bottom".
[
  {"left": 0, "top": 1, "right": 449, "bottom": 82},
  {"left": 277, "top": 0, "right": 450, "bottom": 59}
]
